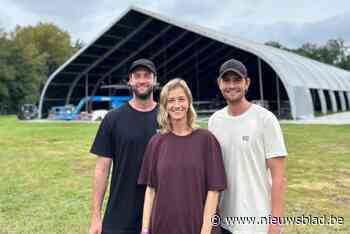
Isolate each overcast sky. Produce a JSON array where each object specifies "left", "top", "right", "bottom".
[{"left": 1, "top": 0, "right": 349, "bottom": 48}]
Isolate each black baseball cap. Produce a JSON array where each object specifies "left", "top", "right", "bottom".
[
  {"left": 128, "top": 58, "right": 157, "bottom": 75},
  {"left": 218, "top": 59, "right": 248, "bottom": 80}
]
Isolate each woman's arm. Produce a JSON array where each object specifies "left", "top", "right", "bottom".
[
  {"left": 201, "top": 190, "right": 220, "bottom": 234},
  {"left": 141, "top": 186, "right": 156, "bottom": 233}
]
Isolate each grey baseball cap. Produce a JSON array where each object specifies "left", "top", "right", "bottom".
[
  {"left": 218, "top": 59, "right": 248, "bottom": 79},
  {"left": 129, "top": 58, "right": 157, "bottom": 75}
]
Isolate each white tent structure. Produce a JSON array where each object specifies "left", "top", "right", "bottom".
[{"left": 39, "top": 6, "right": 350, "bottom": 119}]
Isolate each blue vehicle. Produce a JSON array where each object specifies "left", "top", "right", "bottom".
[
  {"left": 48, "top": 96, "right": 132, "bottom": 120},
  {"left": 48, "top": 105, "right": 76, "bottom": 120}
]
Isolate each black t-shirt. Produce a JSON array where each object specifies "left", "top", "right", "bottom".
[{"left": 90, "top": 102, "right": 158, "bottom": 234}]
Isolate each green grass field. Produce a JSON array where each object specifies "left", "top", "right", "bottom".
[{"left": 0, "top": 116, "right": 349, "bottom": 234}]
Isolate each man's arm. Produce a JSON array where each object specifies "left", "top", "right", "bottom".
[
  {"left": 141, "top": 186, "right": 156, "bottom": 233},
  {"left": 89, "top": 157, "right": 112, "bottom": 234},
  {"left": 266, "top": 156, "right": 287, "bottom": 234},
  {"left": 201, "top": 191, "right": 220, "bottom": 234}
]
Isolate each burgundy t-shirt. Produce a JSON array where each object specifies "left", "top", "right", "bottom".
[{"left": 138, "top": 128, "right": 227, "bottom": 234}]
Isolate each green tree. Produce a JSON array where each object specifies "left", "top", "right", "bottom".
[
  {"left": 0, "top": 32, "right": 16, "bottom": 107},
  {"left": 13, "top": 22, "right": 76, "bottom": 77},
  {"left": 0, "top": 23, "right": 78, "bottom": 113},
  {"left": 73, "top": 39, "right": 85, "bottom": 51},
  {"left": 0, "top": 33, "right": 46, "bottom": 112},
  {"left": 323, "top": 39, "right": 350, "bottom": 70},
  {"left": 265, "top": 39, "right": 350, "bottom": 71},
  {"left": 265, "top": 41, "right": 289, "bottom": 50}
]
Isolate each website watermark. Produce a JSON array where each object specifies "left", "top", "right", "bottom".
[{"left": 210, "top": 214, "right": 345, "bottom": 226}]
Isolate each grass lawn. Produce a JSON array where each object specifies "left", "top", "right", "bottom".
[{"left": 0, "top": 115, "right": 349, "bottom": 234}]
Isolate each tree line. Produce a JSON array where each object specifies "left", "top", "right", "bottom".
[
  {"left": 265, "top": 39, "right": 350, "bottom": 71},
  {"left": 0, "top": 22, "right": 349, "bottom": 114},
  {"left": 0, "top": 23, "right": 82, "bottom": 114}
]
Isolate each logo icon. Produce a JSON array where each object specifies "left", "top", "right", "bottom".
[{"left": 242, "top": 135, "right": 249, "bottom": 142}]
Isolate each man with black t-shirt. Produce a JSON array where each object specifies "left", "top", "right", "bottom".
[{"left": 89, "top": 59, "right": 159, "bottom": 234}]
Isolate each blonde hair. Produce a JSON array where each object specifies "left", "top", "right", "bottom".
[{"left": 157, "top": 78, "right": 197, "bottom": 134}]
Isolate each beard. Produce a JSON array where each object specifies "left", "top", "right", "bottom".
[
  {"left": 222, "top": 88, "right": 246, "bottom": 104},
  {"left": 131, "top": 85, "right": 154, "bottom": 100},
  {"left": 226, "top": 96, "right": 244, "bottom": 105}
]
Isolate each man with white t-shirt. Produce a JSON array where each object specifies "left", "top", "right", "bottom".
[{"left": 208, "top": 59, "right": 287, "bottom": 234}]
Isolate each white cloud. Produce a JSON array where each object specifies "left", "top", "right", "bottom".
[
  {"left": 223, "top": 12, "right": 350, "bottom": 48},
  {"left": 1, "top": 0, "right": 350, "bottom": 47}
]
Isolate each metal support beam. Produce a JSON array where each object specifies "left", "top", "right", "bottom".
[
  {"left": 258, "top": 58, "right": 264, "bottom": 102},
  {"left": 65, "top": 18, "right": 153, "bottom": 105},
  {"left": 50, "top": 83, "right": 95, "bottom": 87},
  {"left": 68, "top": 63, "right": 114, "bottom": 69},
  {"left": 104, "top": 34, "right": 159, "bottom": 48},
  {"left": 108, "top": 75, "right": 112, "bottom": 109},
  {"left": 180, "top": 44, "right": 228, "bottom": 78},
  {"left": 69, "top": 63, "right": 91, "bottom": 67},
  {"left": 92, "top": 25, "right": 175, "bottom": 98},
  {"left": 339, "top": 91, "right": 347, "bottom": 111},
  {"left": 61, "top": 71, "right": 102, "bottom": 76},
  {"left": 165, "top": 41, "right": 216, "bottom": 76},
  {"left": 100, "top": 25, "right": 173, "bottom": 81},
  {"left": 85, "top": 74, "right": 89, "bottom": 112},
  {"left": 317, "top": 89, "right": 327, "bottom": 114},
  {"left": 345, "top": 91, "right": 350, "bottom": 109},
  {"left": 103, "top": 34, "right": 124, "bottom": 40},
  {"left": 195, "top": 52, "right": 199, "bottom": 100},
  {"left": 329, "top": 90, "right": 338, "bottom": 112},
  {"left": 43, "top": 98, "right": 66, "bottom": 101},
  {"left": 60, "top": 71, "right": 82, "bottom": 75},
  {"left": 44, "top": 98, "right": 82, "bottom": 101},
  {"left": 90, "top": 75, "right": 127, "bottom": 99},
  {"left": 276, "top": 75, "right": 281, "bottom": 117},
  {"left": 80, "top": 54, "right": 101, "bottom": 58},
  {"left": 182, "top": 50, "right": 252, "bottom": 83},
  {"left": 157, "top": 37, "right": 203, "bottom": 72},
  {"left": 150, "top": 31, "right": 188, "bottom": 61},
  {"left": 162, "top": 36, "right": 167, "bottom": 79},
  {"left": 92, "top": 44, "right": 113, "bottom": 50},
  {"left": 114, "top": 22, "right": 161, "bottom": 36}
]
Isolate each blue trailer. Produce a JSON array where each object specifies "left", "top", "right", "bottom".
[{"left": 48, "top": 96, "right": 132, "bottom": 120}]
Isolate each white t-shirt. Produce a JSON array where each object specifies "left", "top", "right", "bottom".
[{"left": 208, "top": 104, "right": 287, "bottom": 233}]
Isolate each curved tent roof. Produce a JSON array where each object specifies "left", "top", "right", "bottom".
[{"left": 39, "top": 6, "right": 350, "bottom": 119}]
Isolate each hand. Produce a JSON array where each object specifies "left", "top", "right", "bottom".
[
  {"left": 268, "top": 224, "right": 282, "bottom": 234},
  {"left": 89, "top": 217, "right": 102, "bottom": 234}
]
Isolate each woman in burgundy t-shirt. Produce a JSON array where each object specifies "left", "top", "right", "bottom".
[{"left": 138, "top": 79, "right": 227, "bottom": 234}]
